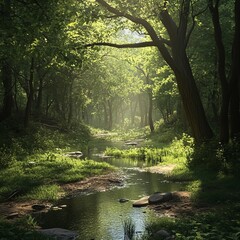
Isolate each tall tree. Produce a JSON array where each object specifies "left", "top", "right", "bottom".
[
  {"left": 0, "top": 0, "right": 14, "bottom": 121},
  {"left": 88, "top": 0, "right": 213, "bottom": 143},
  {"left": 209, "top": 0, "right": 240, "bottom": 142}
]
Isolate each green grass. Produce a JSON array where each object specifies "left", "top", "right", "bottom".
[
  {"left": 104, "top": 133, "right": 193, "bottom": 169},
  {"left": 0, "top": 153, "right": 114, "bottom": 202},
  {"left": 0, "top": 216, "right": 54, "bottom": 240},
  {"left": 0, "top": 123, "right": 115, "bottom": 203}
]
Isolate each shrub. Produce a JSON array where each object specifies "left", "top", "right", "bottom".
[
  {"left": 0, "top": 147, "right": 16, "bottom": 169},
  {"left": 188, "top": 138, "right": 240, "bottom": 175}
]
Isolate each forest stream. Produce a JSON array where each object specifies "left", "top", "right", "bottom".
[{"left": 34, "top": 144, "right": 185, "bottom": 240}]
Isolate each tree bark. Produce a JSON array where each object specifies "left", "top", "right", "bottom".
[
  {"left": 0, "top": 61, "right": 14, "bottom": 121},
  {"left": 0, "top": 0, "right": 14, "bottom": 121},
  {"left": 229, "top": 0, "right": 240, "bottom": 140},
  {"left": 24, "top": 57, "right": 34, "bottom": 128},
  {"left": 107, "top": 99, "right": 113, "bottom": 130},
  {"left": 209, "top": 0, "right": 230, "bottom": 143},
  {"left": 148, "top": 89, "right": 154, "bottom": 132}
]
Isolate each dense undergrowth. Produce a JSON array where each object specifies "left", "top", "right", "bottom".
[{"left": 142, "top": 204, "right": 240, "bottom": 240}]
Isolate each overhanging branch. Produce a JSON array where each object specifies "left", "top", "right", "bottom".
[
  {"left": 95, "top": 0, "right": 176, "bottom": 71},
  {"left": 85, "top": 41, "right": 157, "bottom": 48}
]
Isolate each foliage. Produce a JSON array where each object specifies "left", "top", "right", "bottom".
[
  {"left": 105, "top": 133, "right": 194, "bottom": 165},
  {"left": 0, "top": 216, "right": 53, "bottom": 240},
  {"left": 0, "top": 119, "right": 91, "bottom": 165},
  {"left": 142, "top": 204, "right": 240, "bottom": 240},
  {"left": 188, "top": 138, "right": 240, "bottom": 175},
  {"left": 105, "top": 147, "right": 164, "bottom": 163}
]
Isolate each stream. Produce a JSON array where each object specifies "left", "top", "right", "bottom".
[{"left": 35, "top": 145, "right": 185, "bottom": 240}]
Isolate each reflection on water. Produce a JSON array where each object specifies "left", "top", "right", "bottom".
[{"left": 36, "top": 156, "right": 184, "bottom": 240}]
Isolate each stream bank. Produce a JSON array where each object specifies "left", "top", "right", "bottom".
[{"left": 0, "top": 172, "right": 123, "bottom": 218}]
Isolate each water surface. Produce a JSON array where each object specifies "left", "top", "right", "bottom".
[{"left": 36, "top": 155, "right": 184, "bottom": 239}]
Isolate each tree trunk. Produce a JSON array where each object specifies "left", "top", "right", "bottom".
[
  {"left": 103, "top": 102, "right": 108, "bottom": 129},
  {"left": 36, "top": 75, "right": 43, "bottom": 115},
  {"left": 108, "top": 99, "right": 113, "bottom": 130},
  {"left": 209, "top": 0, "right": 230, "bottom": 143},
  {"left": 138, "top": 94, "right": 145, "bottom": 127},
  {"left": 159, "top": 3, "right": 213, "bottom": 142},
  {"left": 24, "top": 57, "right": 34, "bottom": 128},
  {"left": 147, "top": 86, "right": 154, "bottom": 132},
  {"left": 0, "top": 0, "right": 14, "bottom": 121},
  {"left": 0, "top": 61, "right": 14, "bottom": 121},
  {"left": 67, "top": 81, "right": 74, "bottom": 125},
  {"left": 229, "top": 0, "right": 240, "bottom": 140},
  {"left": 173, "top": 55, "right": 213, "bottom": 142}
]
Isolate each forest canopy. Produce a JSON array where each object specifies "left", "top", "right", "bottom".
[{"left": 0, "top": 0, "right": 239, "bottom": 144}]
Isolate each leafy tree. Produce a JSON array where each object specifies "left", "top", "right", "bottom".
[{"left": 87, "top": 0, "right": 213, "bottom": 143}]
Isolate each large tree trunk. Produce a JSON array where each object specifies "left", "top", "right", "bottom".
[
  {"left": 229, "top": 0, "right": 240, "bottom": 140},
  {"left": 0, "top": 0, "right": 14, "bottom": 121},
  {"left": 174, "top": 64, "right": 213, "bottom": 141},
  {"left": 209, "top": 0, "right": 230, "bottom": 143}
]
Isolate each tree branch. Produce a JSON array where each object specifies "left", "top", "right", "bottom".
[
  {"left": 85, "top": 41, "right": 157, "bottom": 48},
  {"left": 95, "top": 0, "right": 176, "bottom": 71},
  {"left": 185, "top": 2, "right": 209, "bottom": 48},
  {"left": 159, "top": 9, "right": 178, "bottom": 42}
]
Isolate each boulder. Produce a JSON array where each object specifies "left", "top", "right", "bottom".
[
  {"left": 132, "top": 196, "right": 149, "bottom": 207},
  {"left": 38, "top": 228, "right": 78, "bottom": 240},
  {"left": 148, "top": 192, "right": 173, "bottom": 204}
]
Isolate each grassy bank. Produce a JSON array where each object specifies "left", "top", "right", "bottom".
[
  {"left": 0, "top": 122, "right": 115, "bottom": 203},
  {"left": 0, "top": 122, "right": 116, "bottom": 239},
  {"left": 0, "top": 153, "right": 114, "bottom": 202}
]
